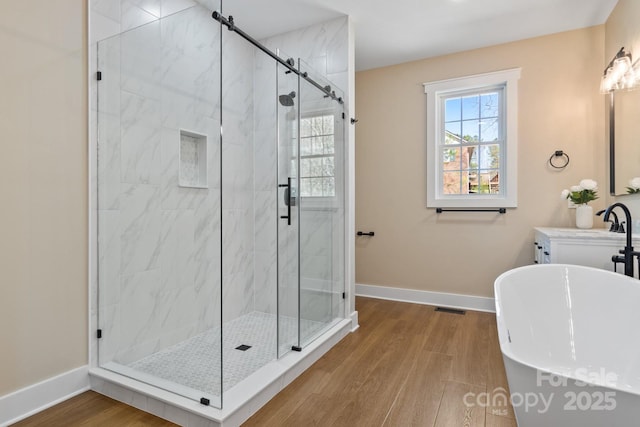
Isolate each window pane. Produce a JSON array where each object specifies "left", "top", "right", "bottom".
[
  {"left": 300, "top": 178, "right": 311, "bottom": 197},
  {"left": 323, "top": 157, "right": 334, "bottom": 176},
  {"left": 445, "top": 98, "right": 461, "bottom": 122},
  {"left": 311, "top": 117, "right": 323, "bottom": 136},
  {"left": 323, "top": 115, "right": 334, "bottom": 134},
  {"left": 461, "top": 172, "right": 469, "bottom": 193},
  {"left": 442, "top": 147, "right": 460, "bottom": 166},
  {"left": 323, "top": 136, "right": 334, "bottom": 154},
  {"left": 301, "top": 158, "right": 311, "bottom": 176},
  {"left": 310, "top": 158, "right": 322, "bottom": 177},
  {"left": 310, "top": 178, "right": 323, "bottom": 196},
  {"left": 480, "top": 118, "right": 499, "bottom": 142},
  {"left": 468, "top": 170, "right": 479, "bottom": 193},
  {"left": 443, "top": 171, "right": 463, "bottom": 194},
  {"left": 301, "top": 118, "right": 311, "bottom": 137},
  {"left": 479, "top": 170, "right": 500, "bottom": 194},
  {"left": 311, "top": 137, "right": 323, "bottom": 155},
  {"left": 462, "top": 120, "right": 480, "bottom": 142},
  {"left": 322, "top": 177, "right": 335, "bottom": 196},
  {"left": 462, "top": 95, "right": 480, "bottom": 120},
  {"left": 481, "top": 93, "right": 499, "bottom": 118},
  {"left": 466, "top": 146, "right": 478, "bottom": 169},
  {"left": 479, "top": 144, "right": 500, "bottom": 169},
  {"left": 445, "top": 122, "right": 461, "bottom": 143},
  {"left": 300, "top": 138, "right": 312, "bottom": 156}
]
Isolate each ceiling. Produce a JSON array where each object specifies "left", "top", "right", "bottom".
[{"left": 223, "top": 0, "right": 618, "bottom": 71}]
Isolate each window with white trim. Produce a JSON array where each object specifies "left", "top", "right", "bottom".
[
  {"left": 424, "top": 69, "right": 520, "bottom": 209},
  {"left": 299, "top": 113, "right": 336, "bottom": 198}
]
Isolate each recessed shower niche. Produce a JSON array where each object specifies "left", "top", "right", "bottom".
[{"left": 179, "top": 130, "right": 208, "bottom": 189}]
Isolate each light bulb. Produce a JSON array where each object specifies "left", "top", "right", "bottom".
[
  {"left": 622, "top": 71, "right": 635, "bottom": 89},
  {"left": 600, "top": 68, "right": 616, "bottom": 93},
  {"left": 611, "top": 56, "right": 631, "bottom": 81}
]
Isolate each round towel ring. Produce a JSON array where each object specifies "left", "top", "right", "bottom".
[{"left": 549, "top": 150, "right": 570, "bottom": 169}]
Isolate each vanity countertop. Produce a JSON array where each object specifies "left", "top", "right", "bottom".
[{"left": 535, "top": 227, "right": 640, "bottom": 242}]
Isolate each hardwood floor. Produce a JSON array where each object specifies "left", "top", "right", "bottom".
[
  {"left": 11, "top": 391, "right": 178, "bottom": 426},
  {"left": 244, "top": 297, "right": 515, "bottom": 426},
  {"left": 13, "top": 297, "right": 515, "bottom": 426}
]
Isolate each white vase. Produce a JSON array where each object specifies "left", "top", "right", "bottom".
[{"left": 575, "top": 204, "right": 593, "bottom": 229}]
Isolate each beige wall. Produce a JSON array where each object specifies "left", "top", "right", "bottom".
[
  {"left": 605, "top": 0, "right": 640, "bottom": 61},
  {"left": 0, "top": 1, "right": 87, "bottom": 395},
  {"left": 355, "top": 27, "right": 606, "bottom": 297}
]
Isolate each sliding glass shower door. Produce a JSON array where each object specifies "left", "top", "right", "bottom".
[
  {"left": 276, "top": 52, "right": 301, "bottom": 356},
  {"left": 275, "top": 56, "right": 346, "bottom": 355},
  {"left": 297, "top": 59, "right": 346, "bottom": 347}
]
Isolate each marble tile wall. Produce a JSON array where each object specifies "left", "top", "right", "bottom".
[
  {"left": 90, "top": 0, "right": 220, "bottom": 44},
  {"left": 220, "top": 28, "right": 256, "bottom": 324},
  {"left": 261, "top": 17, "right": 350, "bottom": 108},
  {"left": 252, "top": 49, "right": 278, "bottom": 316}
]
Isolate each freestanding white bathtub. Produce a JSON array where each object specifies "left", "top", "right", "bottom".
[{"left": 495, "top": 264, "right": 640, "bottom": 426}]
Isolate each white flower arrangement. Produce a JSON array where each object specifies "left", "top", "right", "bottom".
[
  {"left": 561, "top": 179, "right": 598, "bottom": 205},
  {"left": 627, "top": 177, "right": 640, "bottom": 194}
]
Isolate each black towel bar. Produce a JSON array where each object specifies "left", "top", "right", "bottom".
[{"left": 436, "top": 208, "right": 506, "bottom": 214}]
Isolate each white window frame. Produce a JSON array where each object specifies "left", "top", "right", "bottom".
[{"left": 424, "top": 68, "right": 520, "bottom": 209}]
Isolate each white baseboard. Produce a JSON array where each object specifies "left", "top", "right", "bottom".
[
  {"left": 350, "top": 310, "right": 359, "bottom": 332},
  {"left": 0, "top": 366, "right": 90, "bottom": 427},
  {"left": 356, "top": 283, "right": 496, "bottom": 313}
]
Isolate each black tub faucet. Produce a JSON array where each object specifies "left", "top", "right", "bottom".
[{"left": 602, "top": 203, "right": 634, "bottom": 277}]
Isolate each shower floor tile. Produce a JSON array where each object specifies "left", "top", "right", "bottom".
[{"left": 127, "top": 312, "right": 327, "bottom": 397}]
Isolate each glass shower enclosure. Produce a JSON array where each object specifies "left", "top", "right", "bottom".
[{"left": 96, "top": 2, "right": 345, "bottom": 409}]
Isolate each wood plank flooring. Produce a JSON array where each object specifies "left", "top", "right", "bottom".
[
  {"left": 11, "top": 391, "right": 178, "bottom": 426},
  {"left": 13, "top": 297, "right": 515, "bottom": 427},
  {"left": 245, "top": 297, "right": 516, "bottom": 426}
]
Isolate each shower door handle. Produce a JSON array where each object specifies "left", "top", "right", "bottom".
[{"left": 279, "top": 177, "right": 292, "bottom": 225}]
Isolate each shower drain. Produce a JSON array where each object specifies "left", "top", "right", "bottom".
[{"left": 235, "top": 344, "right": 252, "bottom": 351}]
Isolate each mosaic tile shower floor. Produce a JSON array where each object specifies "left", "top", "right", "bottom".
[{"left": 128, "top": 312, "right": 326, "bottom": 396}]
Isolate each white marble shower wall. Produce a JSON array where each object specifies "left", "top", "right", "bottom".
[
  {"left": 261, "top": 17, "right": 350, "bottom": 109},
  {"left": 94, "top": 2, "right": 227, "bottom": 365},
  {"left": 299, "top": 210, "right": 341, "bottom": 321},
  {"left": 252, "top": 48, "right": 278, "bottom": 316},
  {"left": 220, "top": 28, "right": 256, "bottom": 323}
]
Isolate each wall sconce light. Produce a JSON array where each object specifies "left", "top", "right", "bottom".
[{"left": 600, "top": 47, "right": 639, "bottom": 93}]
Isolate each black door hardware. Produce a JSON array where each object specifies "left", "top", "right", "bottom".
[{"left": 279, "top": 178, "right": 292, "bottom": 225}]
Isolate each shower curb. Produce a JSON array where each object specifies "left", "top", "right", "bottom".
[{"left": 89, "top": 318, "right": 352, "bottom": 426}]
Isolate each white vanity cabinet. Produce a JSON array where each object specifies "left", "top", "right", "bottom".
[{"left": 534, "top": 227, "right": 640, "bottom": 272}]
